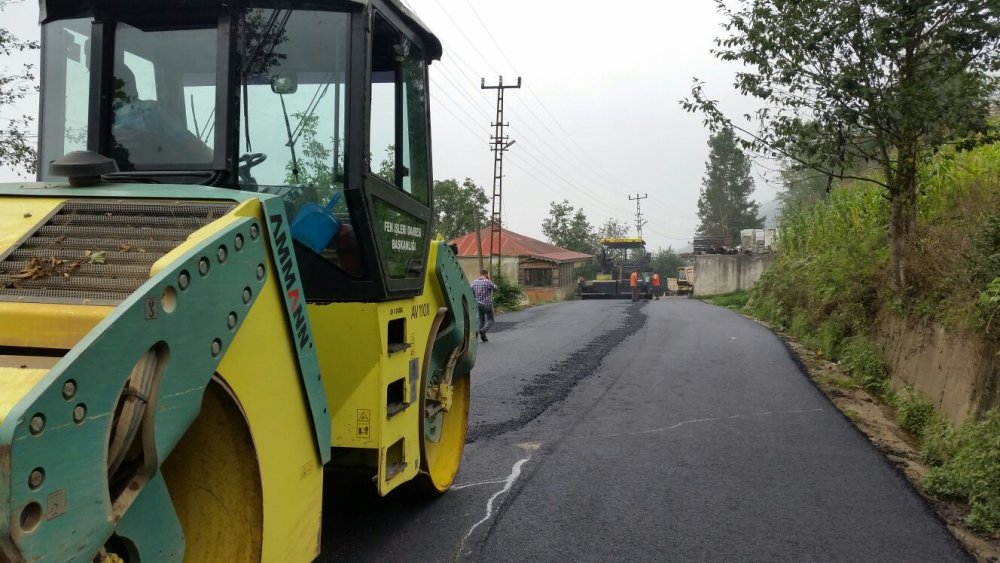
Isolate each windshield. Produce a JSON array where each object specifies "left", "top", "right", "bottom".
[
  {"left": 237, "top": 9, "right": 357, "bottom": 274},
  {"left": 110, "top": 20, "right": 218, "bottom": 170}
]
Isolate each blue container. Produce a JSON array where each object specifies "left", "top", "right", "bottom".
[{"left": 290, "top": 192, "right": 342, "bottom": 254}]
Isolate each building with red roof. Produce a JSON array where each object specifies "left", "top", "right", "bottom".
[{"left": 450, "top": 227, "right": 593, "bottom": 303}]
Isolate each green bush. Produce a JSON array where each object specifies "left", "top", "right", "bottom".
[
  {"left": 491, "top": 271, "right": 524, "bottom": 310},
  {"left": 977, "top": 276, "right": 1000, "bottom": 334},
  {"left": 891, "top": 388, "right": 936, "bottom": 436},
  {"left": 920, "top": 417, "right": 960, "bottom": 467},
  {"left": 839, "top": 336, "right": 889, "bottom": 393},
  {"left": 924, "top": 410, "right": 1000, "bottom": 534}
]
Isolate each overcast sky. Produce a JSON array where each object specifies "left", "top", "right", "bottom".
[{"left": 0, "top": 0, "right": 779, "bottom": 251}]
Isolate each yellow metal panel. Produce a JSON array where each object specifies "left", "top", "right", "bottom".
[
  {"left": 0, "top": 302, "right": 112, "bottom": 349},
  {"left": 0, "top": 367, "right": 47, "bottom": 426},
  {"left": 214, "top": 201, "right": 323, "bottom": 562},
  {"left": 0, "top": 198, "right": 63, "bottom": 254},
  {"left": 310, "top": 242, "right": 449, "bottom": 494}
]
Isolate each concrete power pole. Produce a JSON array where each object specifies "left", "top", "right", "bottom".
[
  {"left": 629, "top": 193, "right": 648, "bottom": 240},
  {"left": 482, "top": 76, "right": 521, "bottom": 276}
]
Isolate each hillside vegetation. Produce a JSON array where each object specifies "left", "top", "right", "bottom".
[{"left": 748, "top": 141, "right": 1000, "bottom": 534}]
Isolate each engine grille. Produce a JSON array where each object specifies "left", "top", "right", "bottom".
[{"left": 0, "top": 200, "right": 236, "bottom": 304}]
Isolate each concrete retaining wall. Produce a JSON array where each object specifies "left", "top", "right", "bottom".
[
  {"left": 876, "top": 311, "right": 1000, "bottom": 425},
  {"left": 691, "top": 254, "right": 775, "bottom": 296}
]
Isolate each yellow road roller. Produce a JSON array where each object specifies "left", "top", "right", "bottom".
[{"left": 0, "top": 0, "right": 476, "bottom": 559}]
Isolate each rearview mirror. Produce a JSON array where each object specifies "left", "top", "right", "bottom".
[{"left": 270, "top": 74, "right": 298, "bottom": 95}]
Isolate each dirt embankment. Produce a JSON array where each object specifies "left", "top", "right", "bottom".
[{"left": 755, "top": 318, "right": 1000, "bottom": 562}]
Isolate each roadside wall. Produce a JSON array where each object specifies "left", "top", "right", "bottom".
[
  {"left": 523, "top": 286, "right": 575, "bottom": 304},
  {"left": 876, "top": 311, "right": 1000, "bottom": 425},
  {"left": 691, "top": 254, "right": 775, "bottom": 296}
]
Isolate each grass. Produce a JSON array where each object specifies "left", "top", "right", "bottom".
[
  {"left": 838, "top": 336, "right": 889, "bottom": 393},
  {"left": 815, "top": 374, "right": 856, "bottom": 389},
  {"left": 705, "top": 290, "right": 751, "bottom": 310},
  {"left": 924, "top": 410, "right": 1000, "bottom": 534}
]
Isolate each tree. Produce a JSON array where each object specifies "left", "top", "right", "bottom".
[
  {"left": 0, "top": 0, "right": 40, "bottom": 175},
  {"left": 696, "top": 127, "right": 763, "bottom": 243},
  {"left": 431, "top": 177, "right": 488, "bottom": 241},
  {"left": 595, "top": 218, "right": 631, "bottom": 241},
  {"left": 650, "top": 246, "right": 685, "bottom": 277},
  {"left": 683, "top": 0, "right": 1000, "bottom": 290},
  {"left": 283, "top": 112, "right": 340, "bottom": 190},
  {"left": 376, "top": 145, "right": 394, "bottom": 182},
  {"left": 775, "top": 162, "right": 833, "bottom": 218},
  {"left": 541, "top": 199, "right": 596, "bottom": 254}
]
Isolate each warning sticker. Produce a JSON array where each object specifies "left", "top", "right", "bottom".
[{"left": 357, "top": 409, "right": 371, "bottom": 438}]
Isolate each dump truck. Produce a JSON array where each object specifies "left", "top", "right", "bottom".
[
  {"left": 579, "top": 237, "right": 652, "bottom": 300},
  {"left": 0, "top": 1, "right": 477, "bottom": 560},
  {"left": 676, "top": 266, "right": 695, "bottom": 295}
]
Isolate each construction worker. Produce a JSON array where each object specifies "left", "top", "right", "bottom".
[
  {"left": 652, "top": 272, "right": 661, "bottom": 300},
  {"left": 630, "top": 270, "right": 639, "bottom": 302}
]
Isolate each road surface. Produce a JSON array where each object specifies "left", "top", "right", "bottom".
[{"left": 320, "top": 298, "right": 969, "bottom": 562}]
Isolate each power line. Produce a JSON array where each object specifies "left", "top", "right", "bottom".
[
  {"left": 430, "top": 78, "right": 490, "bottom": 127},
  {"left": 422, "top": 3, "right": 687, "bottom": 244},
  {"left": 431, "top": 68, "right": 489, "bottom": 119},
  {"left": 429, "top": 0, "right": 500, "bottom": 76},
  {"left": 461, "top": 0, "right": 520, "bottom": 73},
  {"left": 433, "top": 2, "right": 638, "bottom": 213}
]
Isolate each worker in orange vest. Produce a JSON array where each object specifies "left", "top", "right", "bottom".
[
  {"left": 652, "top": 272, "right": 661, "bottom": 300},
  {"left": 629, "top": 270, "right": 639, "bottom": 302}
]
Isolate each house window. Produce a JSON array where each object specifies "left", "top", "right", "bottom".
[{"left": 524, "top": 268, "right": 553, "bottom": 287}]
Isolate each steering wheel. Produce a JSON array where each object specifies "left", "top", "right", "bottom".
[{"left": 239, "top": 152, "right": 268, "bottom": 169}]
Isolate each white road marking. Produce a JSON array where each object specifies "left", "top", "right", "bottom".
[
  {"left": 456, "top": 457, "right": 530, "bottom": 558},
  {"left": 452, "top": 478, "right": 509, "bottom": 491},
  {"left": 588, "top": 407, "right": 825, "bottom": 439}
]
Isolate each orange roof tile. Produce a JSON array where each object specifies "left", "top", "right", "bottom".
[{"left": 450, "top": 227, "right": 592, "bottom": 263}]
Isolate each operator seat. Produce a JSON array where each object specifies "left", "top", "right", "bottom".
[{"left": 110, "top": 62, "right": 214, "bottom": 169}]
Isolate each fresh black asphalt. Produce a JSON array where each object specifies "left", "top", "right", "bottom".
[{"left": 320, "top": 298, "right": 970, "bottom": 562}]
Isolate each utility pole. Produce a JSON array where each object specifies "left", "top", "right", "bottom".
[
  {"left": 629, "top": 193, "right": 648, "bottom": 240},
  {"left": 482, "top": 75, "right": 521, "bottom": 276},
  {"left": 474, "top": 213, "right": 484, "bottom": 272}
]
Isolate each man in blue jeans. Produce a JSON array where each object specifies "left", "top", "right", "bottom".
[{"left": 471, "top": 269, "right": 498, "bottom": 342}]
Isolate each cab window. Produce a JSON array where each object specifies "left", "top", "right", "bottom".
[
  {"left": 369, "top": 16, "right": 429, "bottom": 205},
  {"left": 110, "top": 20, "right": 218, "bottom": 170},
  {"left": 237, "top": 9, "right": 361, "bottom": 277}
]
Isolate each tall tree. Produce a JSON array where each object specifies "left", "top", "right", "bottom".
[
  {"left": 431, "top": 177, "right": 488, "bottom": 240},
  {"left": 595, "top": 218, "right": 631, "bottom": 241},
  {"left": 0, "top": 0, "right": 40, "bottom": 175},
  {"left": 683, "top": 0, "right": 1000, "bottom": 289},
  {"left": 542, "top": 199, "right": 596, "bottom": 253},
  {"left": 594, "top": 218, "right": 640, "bottom": 265},
  {"left": 696, "top": 127, "right": 763, "bottom": 243}
]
